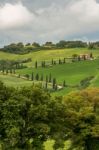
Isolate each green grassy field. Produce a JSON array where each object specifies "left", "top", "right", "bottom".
[
  {"left": 0, "top": 59, "right": 99, "bottom": 96},
  {"left": 16, "top": 59, "right": 99, "bottom": 95},
  {"left": 0, "top": 74, "right": 33, "bottom": 87},
  {"left": 17, "top": 59, "right": 99, "bottom": 84},
  {"left": 0, "top": 48, "right": 99, "bottom": 67},
  {"left": 0, "top": 48, "right": 99, "bottom": 95}
]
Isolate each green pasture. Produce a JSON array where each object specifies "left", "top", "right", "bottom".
[
  {"left": 0, "top": 48, "right": 99, "bottom": 95},
  {"left": 17, "top": 59, "right": 99, "bottom": 85},
  {"left": 0, "top": 48, "right": 99, "bottom": 67},
  {"left": 0, "top": 74, "right": 33, "bottom": 87},
  {"left": 16, "top": 59, "right": 99, "bottom": 95},
  {"left": 0, "top": 59, "right": 99, "bottom": 96}
]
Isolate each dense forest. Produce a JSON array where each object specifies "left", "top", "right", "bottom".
[
  {"left": 0, "top": 81, "right": 99, "bottom": 150},
  {"left": 0, "top": 40, "right": 99, "bottom": 54}
]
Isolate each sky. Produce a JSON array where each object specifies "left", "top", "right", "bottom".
[{"left": 0, "top": 0, "right": 99, "bottom": 47}]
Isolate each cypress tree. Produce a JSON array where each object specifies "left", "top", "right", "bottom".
[
  {"left": 31, "top": 72, "right": 34, "bottom": 81},
  {"left": 6, "top": 69, "right": 8, "bottom": 74},
  {"left": 46, "top": 75, "right": 48, "bottom": 82},
  {"left": 78, "top": 56, "right": 81, "bottom": 61},
  {"left": 83, "top": 55, "right": 86, "bottom": 60},
  {"left": 90, "top": 53, "right": 93, "bottom": 58},
  {"left": 25, "top": 74, "right": 29, "bottom": 80},
  {"left": 17, "top": 63, "right": 20, "bottom": 69},
  {"left": 54, "top": 61, "right": 56, "bottom": 65},
  {"left": 43, "top": 61, "right": 46, "bottom": 67},
  {"left": 35, "top": 61, "right": 38, "bottom": 69},
  {"left": 63, "top": 80, "right": 66, "bottom": 87},
  {"left": 10, "top": 68, "right": 12, "bottom": 74},
  {"left": 21, "top": 63, "right": 23, "bottom": 69},
  {"left": 52, "top": 59, "right": 54, "bottom": 65},
  {"left": 59, "top": 59, "right": 61, "bottom": 64},
  {"left": 15, "top": 64, "right": 17, "bottom": 69},
  {"left": 45, "top": 81, "right": 48, "bottom": 89},
  {"left": 16, "top": 63, "right": 19, "bottom": 69},
  {"left": 41, "top": 74, "right": 43, "bottom": 81},
  {"left": 49, "top": 73, "right": 52, "bottom": 82},
  {"left": 41, "top": 61, "right": 44, "bottom": 68},
  {"left": 13, "top": 69, "right": 16, "bottom": 74},
  {"left": 52, "top": 78, "right": 56, "bottom": 89},
  {"left": 2, "top": 66, "right": 4, "bottom": 74},
  {"left": 35, "top": 73, "right": 39, "bottom": 81},
  {"left": 63, "top": 58, "right": 66, "bottom": 63},
  {"left": 18, "top": 74, "right": 20, "bottom": 78},
  {"left": 55, "top": 84, "right": 58, "bottom": 91}
]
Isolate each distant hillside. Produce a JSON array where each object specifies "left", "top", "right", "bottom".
[
  {"left": 0, "top": 40, "right": 88, "bottom": 54},
  {"left": 0, "top": 48, "right": 99, "bottom": 67}
]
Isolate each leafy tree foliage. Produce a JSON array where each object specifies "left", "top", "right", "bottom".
[
  {"left": 0, "top": 40, "right": 89, "bottom": 55},
  {"left": 0, "top": 82, "right": 99, "bottom": 150},
  {"left": 56, "top": 41, "right": 87, "bottom": 48},
  {"left": 32, "top": 42, "right": 40, "bottom": 48},
  {"left": 0, "top": 82, "right": 54, "bottom": 149},
  {"left": 2, "top": 40, "right": 99, "bottom": 55},
  {"left": 63, "top": 88, "right": 99, "bottom": 150}
]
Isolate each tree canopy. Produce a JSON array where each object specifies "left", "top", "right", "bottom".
[{"left": 0, "top": 81, "right": 99, "bottom": 150}]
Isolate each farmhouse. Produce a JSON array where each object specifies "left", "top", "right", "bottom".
[{"left": 79, "top": 53, "right": 93, "bottom": 60}]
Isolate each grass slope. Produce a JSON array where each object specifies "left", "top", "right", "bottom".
[
  {"left": 16, "top": 59, "right": 99, "bottom": 95},
  {"left": 0, "top": 74, "right": 33, "bottom": 87},
  {"left": 0, "top": 48, "right": 99, "bottom": 67},
  {"left": 1, "top": 59, "right": 99, "bottom": 95}
]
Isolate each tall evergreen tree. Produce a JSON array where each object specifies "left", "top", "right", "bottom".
[
  {"left": 90, "top": 53, "right": 93, "bottom": 58},
  {"left": 78, "top": 56, "right": 81, "bottom": 61},
  {"left": 54, "top": 61, "right": 56, "bottom": 65},
  {"left": 41, "top": 74, "right": 44, "bottom": 81},
  {"left": 31, "top": 72, "right": 34, "bottom": 81},
  {"left": 18, "top": 74, "right": 20, "bottom": 78},
  {"left": 2, "top": 66, "right": 4, "bottom": 74},
  {"left": 43, "top": 61, "right": 46, "bottom": 68},
  {"left": 35, "top": 61, "right": 38, "bottom": 69},
  {"left": 63, "top": 58, "right": 66, "bottom": 63},
  {"left": 63, "top": 80, "right": 66, "bottom": 87},
  {"left": 13, "top": 69, "right": 16, "bottom": 74},
  {"left": 6, "top": 69, "right": 8, "bottom": 74},
  {"left": 46, "top": 75, "right": 48, "bottom": 83},
  {"left": 52, "top": 59, "right": 54, "bottom": 65},
  {"left": 41, "top": 61, "right": 44, "bottom": 68},
  {"left": 10, "top": 68, "right": 12, "bottom": 74},
  {"left": 35, "top": 73, "right": 39, "bottom": 81},
  {"left": 52, "top": 78, "right": 56, "bottom": 89},
  {"left": 55, "top": 84, "right": 58, "bottom": 91},
  {"left": 49, "top": 73, "right": 52, "bottom": 82},
  {"left": 45, "top": 81, "right": 48, "bottom": 89},
  {"left": 59, "top": 59, "right": 61, "bottom": 64}
]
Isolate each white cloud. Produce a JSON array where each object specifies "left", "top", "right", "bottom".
[
  {"left": 32, "top": 0, "right": 99, "bottom": 40},
  {"left": 0, "top": 2, "right": 34, "bottom": 29},
  {"left": 1, "top": 0, "right": 99, "bottom": 46}
]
